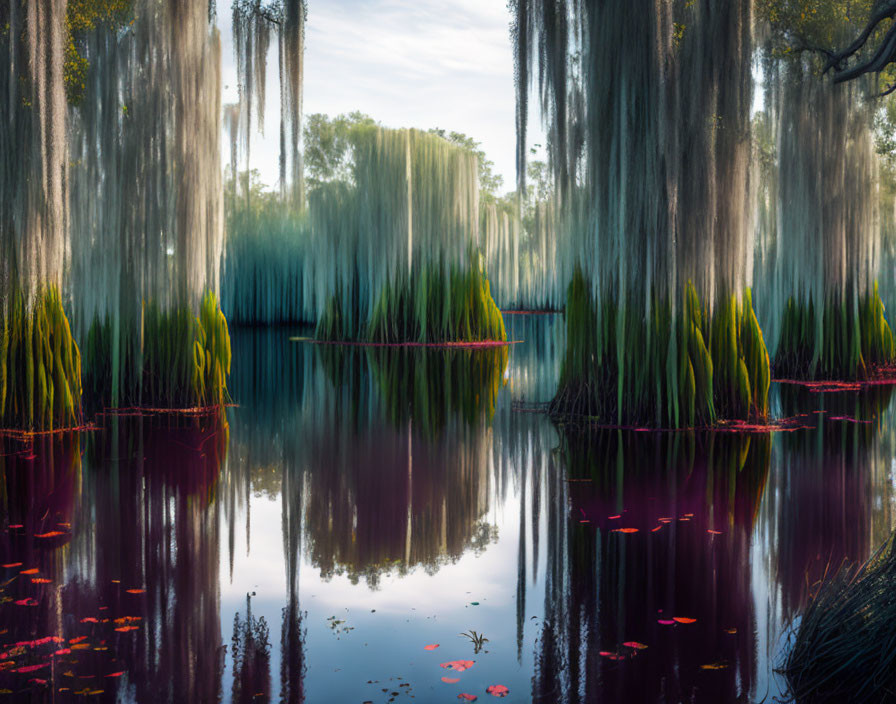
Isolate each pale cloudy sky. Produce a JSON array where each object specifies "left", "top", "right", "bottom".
[{"left": 218, "top": 0, "right": 542, "bottom": 194}]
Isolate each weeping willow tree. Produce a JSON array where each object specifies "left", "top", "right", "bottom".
[
  {"left": 511, "top": 0, "right": 768, "bottom": 428},
  {"left": 757, "top": 1, "right": 896, "bottom": 381},
  {"left": 0, "top": 1, "right": 84, "bottom": 431},
  {"left": 68, "top": 0, "right": 230, "bottom": 410},
  {"left": 313, "top": 125, "right": 506, "bottom": 343}
]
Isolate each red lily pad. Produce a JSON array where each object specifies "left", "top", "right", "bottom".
[
  {"left": 440, "top": 660, "right": 475, "bottom": 672},
  {"left": 622, "top": 642, "right": 648, "bottom": 650},
  {"left": 673, "top": 617, "right": 697, "bottom": 624},
  {"left": 486, "top": 684, "right": 510, "bottom": 697},
  {"left": 424, "top": 644, "right": 440, "bottom": 651},
  {"left": 442, "top": 677, "right": 460, "bottom": 684},
  {"left": 458, "top": 695, "right": 477, "bottom": 702}
]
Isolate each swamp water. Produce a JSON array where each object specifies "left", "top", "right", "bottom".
[{"left": 0, "top": 313, "right": 894, "bottom": 703}]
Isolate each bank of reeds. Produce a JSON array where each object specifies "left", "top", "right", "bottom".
[
  {"left": 550, "top": 269, "right": 769, "bottom": 428},
  {"left": 0, "top": 287, "right": 82, "bottom": 431},
  {"left": 781, "top": 534, "right": 896, "bottom": 703}
]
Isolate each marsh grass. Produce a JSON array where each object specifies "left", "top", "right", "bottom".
[
  {"left": 780, "top": 534, "right": 896, "bottom": 704},
  {"left": 551, "top": 268, "right": 769, "bottom": 428},
  {"left": 775, "top": 284, "right": 895, "bottom": 380},
  {"left": 0, "top": 287, "right": 82, "bottom": 431},
  {"left": 84, "top": 291, "right": 231, "bottom": 410},
  {"left": 317, "top": 257, "right": 506, "bottom": 344}
]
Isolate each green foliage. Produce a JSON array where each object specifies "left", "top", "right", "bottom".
[
  {"left": 84, "top": 291, "right": 231, "bottom": 410},
  {"left": 756, "top": 0, "right": 878, "bottom": 55},
  {"left": 317, "top": 256, "right": 506, "bottom": 345},
  {"left": 0, "top": 287, "right": 82, "bottom": 431},
  {"left": 64, "top": 0, "right": 133, "bottom": 105},
  {"left": 428, "top": 128, "right": 504, "bottom": 200},
  {"left": 551, "top": 270, "right": 769, "bottom": 428},
  {"left": 303, "top": 112, "right": 377, "bottom": 191},
  {"left": 775, "top": 284, "right": 895, "bottom": 379}
]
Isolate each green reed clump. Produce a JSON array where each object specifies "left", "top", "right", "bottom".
[
  {"left": 781, "top": 533, "right": 896, "bottom": 704},
  {"left": 0, "top": 287, "right": 82, "bottom": 431},
  {"left": 551, "top": 268, "right": 769, "bottom": 428},
  {"left": 83, "top": 291, "right": 231, "bottom": 410},
  {"left": 316, "top": 257, "right": 506, "bottom": 344},
  {"left": 775, "top": 284, "right": 895, "bottom": 380}
]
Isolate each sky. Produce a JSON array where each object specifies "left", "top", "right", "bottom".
[{"left": 218, "top": 0, "right": 542, "bottom": 195}]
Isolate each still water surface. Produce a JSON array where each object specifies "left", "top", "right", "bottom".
[{"left": 1, "top": 314, "right": 894, "bottom": 702}]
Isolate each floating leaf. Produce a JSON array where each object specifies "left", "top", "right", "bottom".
[
  {"left": 80, "top": 618, "right": 99, "bottom": 624},
  {"left": 440, "top": 660, "right": 475, "bottom": 672},
  {"left": 707, "top": 530, "right": 723, "bottom": 535},
  {"left": 31, "top": 578, "right": 51, "bottom": 584},
  {"left": 15, "top": 637, "right": 62, "bottom": 648},
  {"left": 53, "top": 649, "right": 71, "bottom": 657},
  {"left": 34, "top": 531, "right": 65, "bottom": 539},
  {"left": 68, "top": 637, "right": 88, "bottom": 645},
  {"left": 622, "top": 642, "right": 648, "bottom": 650},
  {"left": 486, "top": 684, "right": 510, "bottom": 697},
  {"left": 7, "top": 525, "right": 23, "bottom": 530},
  {"left": 1, "top": 563, "right": 22, "bottom": 569},
  {"left": 125, "top": 589, "right": 145, "bottom": 595},
  {"left": 441, "top": 677, "right": 460, "bottom": 684},
  {"left": 105, "top": 672, "right": 125, "bottom": 678},
  {"left": 657, "top": 619, "right": 675, "bottom": 625},
  {"left": 651, "top": 526, "right": 663, "bottom": 532},
  {"left": 724, "top": 628, "right": 737, "bottom": 634},
  {"left": 14, "top": 662, "right": 49, "bottom": 673},
  {"left": 114, "top": 626, "right": 139, "bottom": 633},
  {"left": 608, "top": 515, "right": 621, "bottom": 520},
  {"left": 20, "top": 569, "right": 39, "bottom": 575},
  {"left": 673, "top": 617, "right": 697, "bottom": 624},
  {"left": 424, "top": 644, "right": 440, "bottom": 651},
  {"left": 611, "top": 528, "right": 639, "bottom": 534},
  {"left": 700, "top": 662, "right": 729, "bottom": 670},
  {"left": 14, "top": 598, "right": 38, "bottom": 607},
  {"left": 458, "top": 694, "right": 477, "bottom": 702}
]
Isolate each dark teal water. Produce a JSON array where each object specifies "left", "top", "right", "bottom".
[{"left": 0, "top": 313, "right": 893, "bottom": 703}]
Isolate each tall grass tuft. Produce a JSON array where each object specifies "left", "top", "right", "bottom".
[
  {"left": 317, "top": 257, "right": 506, "bottom": 344},
  {"left": 551, "top": 268, "right": 769, "bottom": 428},
  {"left": 0, "top": 287, "right": 82, "bottom": 431},
  {"left": 781, "top": 534, "right": 896, "bottom": 704},
  {"left": 83, "top": 291, "right": 231, "bottom": 410},
  {"left": 775, "top": 284, "right": 895, "bottom": 380}
]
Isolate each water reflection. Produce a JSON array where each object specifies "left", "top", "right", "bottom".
[
  {"left": 531, "top": 429, "right": 770, "bottom": 703},
  {"left": 1, "top": 314, "right": 895, "bottom": 703},
  {"left": 0, "top": 414, "right": 227, "bottom": 702}
]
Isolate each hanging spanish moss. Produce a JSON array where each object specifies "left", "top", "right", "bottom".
[
  {"left": 231, "top": 0, "right": 306, "bottom": 206},
  {"left": 312, "top": 126, "right": 506, "bottom": 343},
  {"left": 482, "top": 198, "right": 564, "bottom": 311},
  {"left": 68, "top": 0, "right": 230, "bottom": 410},
  {"left": 758, "top": 55, "right": 895, "bottom": 380},
  {"left": 511, "top": 0, "right": 768, "bottom": 427},
  {"left": 0, "top": 2, "right": 84, "bottom": 431}
]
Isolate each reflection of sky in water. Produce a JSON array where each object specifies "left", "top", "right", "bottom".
[{"left": 2, "top": 313, "right": 896, "bottom": 702}]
